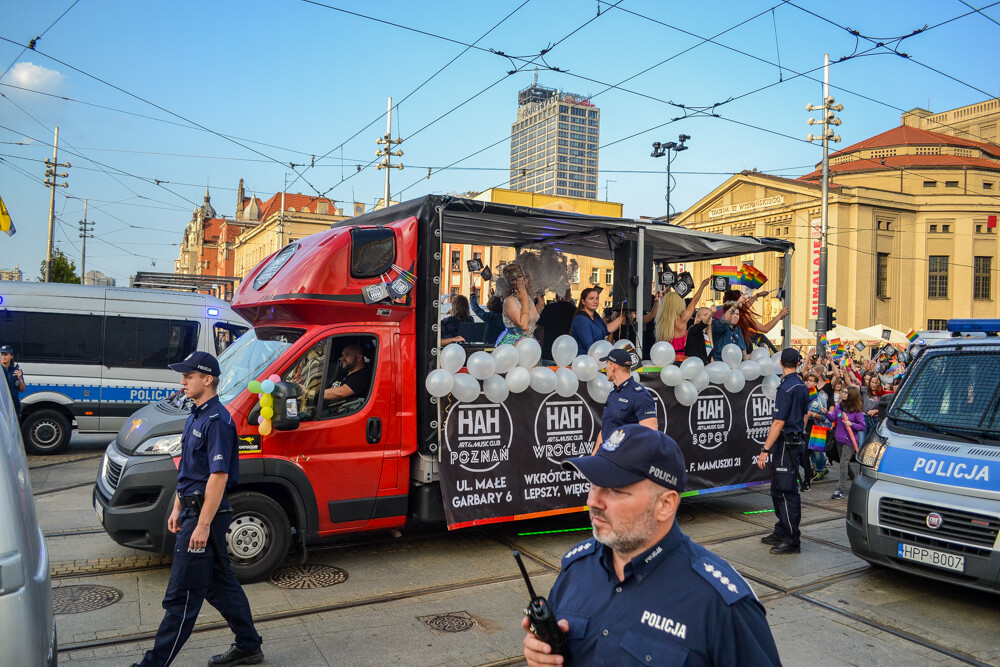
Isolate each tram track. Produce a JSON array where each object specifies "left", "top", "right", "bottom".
[
  {"left": 33, "top": 480, "right": 95, "bottom": 496},
  {"left": 28, "top": 454, "right": 103, "bottom": 471}
]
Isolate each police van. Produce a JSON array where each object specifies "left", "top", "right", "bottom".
[
  {"left": 0, "top": 283, "right": 248, "bottom": 454},
  {"left": 847, "top": 319, "right": 1000, "bottom": 593}
]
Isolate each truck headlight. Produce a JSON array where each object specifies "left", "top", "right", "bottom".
[
  {"left": 858, "top": 432, "right": 888, "bottom": 471},
  {"left": 135, "top": 434, "right": 182, "bottom": 456}
]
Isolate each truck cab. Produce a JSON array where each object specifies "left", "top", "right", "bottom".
[{"left": 847, "top": 319, "right": 1000, "bottom": 593}]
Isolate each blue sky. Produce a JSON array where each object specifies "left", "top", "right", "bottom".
[{"left": 1, "top": 0, "right": 997, "bottom": 283}]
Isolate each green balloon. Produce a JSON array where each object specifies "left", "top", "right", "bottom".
[{"left": 248, "top": 380, "right": 262, "bottom": 393}]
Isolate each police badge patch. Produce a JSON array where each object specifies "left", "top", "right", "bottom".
[{"left": 602, "top": 429, "right": 626, "bottom": 451}]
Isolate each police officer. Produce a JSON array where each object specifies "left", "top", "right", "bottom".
[
  {"left": 523, "top": 424, "right": 781, "bottom": 666},
  {"left": 134, "top": 351, "right": 263, "bottom": 667},
  {"left": 592, "top": 348, "right": 657, "bottom": 453},
  {"left": 757, "top": 348, "right": 810, "bottom": 555},
  {"left": 1, "top": 345, "right": 25, "bottom": 421}
]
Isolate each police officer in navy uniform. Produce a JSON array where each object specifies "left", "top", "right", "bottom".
[
  {"left": 134, "top": 351, "right": 263, "bottom": 667},
  {"left": 592, "top": 348, "right": 657, "bottom": 453},
  {"left": 757, "top": 348, "right": 810, "bottom": 555},
  {"left": 524, "top": 424, "right": 781, "bottom": 666}
]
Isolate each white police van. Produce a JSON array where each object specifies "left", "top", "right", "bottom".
[
  {"left": 847, "top": 319, "right": 1000, "bottom": 593},
  {"left": 0, "top": 283, "right": 248, "bottom": 454}
]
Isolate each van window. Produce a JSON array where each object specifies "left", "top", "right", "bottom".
[
  {"left": 0, "top": 310, "right": 103, "bottom": 364},
  {"left": 103, "top": 317, "right": 200, "bottom": 369},
  {"left": 350, "top": 227, "right": 395, "bottom": 278},
  {"left": 214, "top": 322, "right": 249, "bottom": 355},
  {"left": 279, "top": 335, "right": 377, "bottom": 422}
]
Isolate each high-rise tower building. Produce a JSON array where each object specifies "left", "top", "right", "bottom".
[{"left": 509, "top": 80, "right": 599, "bottom": 199}]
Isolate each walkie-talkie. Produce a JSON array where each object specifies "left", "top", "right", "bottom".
[{"left": 513, "top": 550, "right": 568, "bottom": 656}]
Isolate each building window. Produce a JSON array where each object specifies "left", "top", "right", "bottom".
[
  {"left": 606, "top": 269, "right": 613, "bottom": 284},
  {"left": 985, "top": 182, "right": 995, "bottom": 190},
  {"left": 451, "top": 250, "right": 461, "bottom": 271},
  {"left": 876, "top": 253, "right": 889, "bottom": 298},
  {"left": 945, "top": 181, "right": 959, "bottom": 188},
  {"left": 927, "top": 319, "right": 948, "bottom": 330},
  {"left": 590, "top": 268, "right": 599, "bottom": 284},
  {"left": 974, "top": 256, "right": 992, "bottom": 300},
  {"left": 923, "top": 181, "right": 936, "bottom": 188},
  {"left": 928, "top": 255, "right": 948, "bottom": 298}
]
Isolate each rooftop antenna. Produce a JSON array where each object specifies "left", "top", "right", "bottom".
[{"left": 533, "top": 67, "right": 538, "bottom": 87}]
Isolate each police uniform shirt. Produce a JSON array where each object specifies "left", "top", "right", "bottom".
[
  {"left": 772, "top": 373, "right": 809, "bottom": 434},
  {"left": 177, "top": 395, "right": 239, "bottom": 500},
  {"left": 548, "top": 525, "right": 780, "bottom": 666},
  {"left": 601, "top": 376, "right": 657, "bottom": 441}
]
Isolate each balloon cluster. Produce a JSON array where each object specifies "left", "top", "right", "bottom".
[
  {"left": 426, "top": 335, "right": 617, "bottom": 404},
  {"left": 248, "top": 374, "right": 282, "bottom": 435},
  {"left": 656, "top": 343, "right": 782, "bottom": 406}
]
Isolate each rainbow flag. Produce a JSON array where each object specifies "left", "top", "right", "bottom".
[
  {"left": 820, "top": 334, "right": 828, "bottom": 348},
  {"left": 906, "top": 329, "right": 918, "bottom": 342},
  {"left": 712, "top": 265, "right": 740, "bottom": 282},
  {"left": 844, "top": 357, "right": 852, "bottom": 368},
  {"left": 738, "top": 263, "right": 767, "bottom": 289},
  {"left": 808, "top": 386, "right": 818, "bottom": 398},
  {"left": 808, "top": 424, "right": 830, "bottom": 451}
]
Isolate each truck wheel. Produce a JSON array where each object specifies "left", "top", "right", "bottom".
[
  {"left": 22, "top": 409, "right": 71, "bottom": 455},
  {"left": 226, "top": 491, "right": 291, "bottom": 583}
]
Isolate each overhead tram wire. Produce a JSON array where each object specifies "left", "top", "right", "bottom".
[
  {"left": 957, "top": 0, "right": 1000, "bottom": 27},
  {"left": 0, "top": 0, "right": 81, "bottom": 81}
]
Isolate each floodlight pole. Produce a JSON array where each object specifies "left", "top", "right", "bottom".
[{"left": 650, "top": 135, "right": 691, "bottom": 221}]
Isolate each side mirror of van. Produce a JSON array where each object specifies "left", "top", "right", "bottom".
[
  {"left": 270, "top": 382, "right": 302, "bottom": 431},
  {"left": 877, "top": 393, "right": 893, "bottom": 420}
]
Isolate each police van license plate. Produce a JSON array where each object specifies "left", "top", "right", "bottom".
[
  {"left": 897, "top": 542, "right": 964, "bottom": 572},
  {"left": 95, "top": 498, "right": 104, "bottom": 525}
]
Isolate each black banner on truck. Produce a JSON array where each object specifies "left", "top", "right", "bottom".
[{"left": 439, "top": 375, "right": 772, "bottom": 529}]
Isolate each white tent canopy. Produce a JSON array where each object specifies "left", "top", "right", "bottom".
[
  {"left": 826, "top": 325, "right": 882, "bottom": 343},
  {"left": 767, "top": 322, "right": 814, "bottom": 346},
  {"left": 857, "top": 325, "right": 909, "bottom": 345}
]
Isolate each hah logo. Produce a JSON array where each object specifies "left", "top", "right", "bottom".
[
  {"left": 534, "top": 393, "right": 595, "bottom": 464},
  {"left": 687, "top": 386, "right": 732, "bottom": 451},
  {"left": 744, "top": 385, "right": 774, "bottom": 446},
  {"left": 651, "top": 390, "right": 669, "bottom": 433},
  {"left": 444, "top": 400, "right": 513, "bottom": 473}
]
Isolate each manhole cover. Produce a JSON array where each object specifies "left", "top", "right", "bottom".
[
  {"left": 52, "top": 585, "right": 122, "bottom": 614},
  {"left": 267, "top": 564, "right": 348, "bottom": 589},
  {"left": 418, "top": 611, "right": 478, "bottom": 635}
]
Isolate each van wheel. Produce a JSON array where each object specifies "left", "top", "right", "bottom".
[
  {"left": 22, "top": 410, "right": 71, "bottom": 455},
  {"left": 227, "top": 491, "right": 291, "bottom": 583}
]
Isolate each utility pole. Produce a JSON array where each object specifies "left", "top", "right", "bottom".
[
  {"left": 280, "top": 174, "right": 288, "bottom": 250},
  {"left": 806, "top": 54, "right": 844, "bottom": 346},
  {"left": 603, "top": 179, "right": 617, "bottom": 202},
  {"left": 78, "top": 199, "right": 93, "bottom": 283},
  {"left": 375, "top": 96, "right": 403, "bottom": 208},
  {"left": 43, "top": 126, "right": 70, "bottom": 281},
  {"left": 650, "top": 134, "right": 691, "bottom": 221}
]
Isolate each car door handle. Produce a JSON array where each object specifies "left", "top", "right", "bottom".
[{"left": 366, "top": 417, "right": 382, "bottom": 444}]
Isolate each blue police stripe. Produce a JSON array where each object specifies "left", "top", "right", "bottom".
[
  {"left": 878, "top": 447, "right": 996, "bottom": 493},
  {"left": 22, "top": 383, "right": 175, "bottom": 404}
]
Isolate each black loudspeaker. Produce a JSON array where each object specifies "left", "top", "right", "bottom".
[{"left": 612, "top": 241, "right": 653, "bottom": 311}]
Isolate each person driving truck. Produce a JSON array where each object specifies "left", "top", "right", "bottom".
[{"left": 324, "top": 343, "right": 372, "bottom": 402}]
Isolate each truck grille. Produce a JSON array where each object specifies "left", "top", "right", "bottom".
[
  {"left": 105, "top": 457, "right": 124, "bottom": 490},
  {"left": 878, "top": 497, "right": 999, "bottom": 549},
  {"left": 102, "top": 443, "right": 128, "bottom": 493}
]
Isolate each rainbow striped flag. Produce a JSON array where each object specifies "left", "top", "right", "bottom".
[
  {"left": 844, "top": 357, "right": 852, "bottom": 368},
  {"left": 820, "top": 334, "right": 828, "bottom": 347},
  {"left": 712, "top": 265, "right": 740, "bottom": 282},
  {"left": 808, "top": 386, "right": 818, "bottom": 398},
  {"left": 808, "top": 424, "right": 830, "bottom": 451},
  {"left": 738, "top": 263, "right": 767, "bottom": 289},
  {"left": 906, "top": 329, "right": 918, "bottom": 342}
]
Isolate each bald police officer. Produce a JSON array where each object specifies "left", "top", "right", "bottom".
[
  {"left": 592, "top": 348, "right": 657, "bottom": 453},
  {"left": 524, "top": 424, "right": 781, "bottom": 666},
  {"left": 134, "top": 351, "right": 263, "bottom": 667}
]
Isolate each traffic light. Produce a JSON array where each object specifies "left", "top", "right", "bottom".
[{"left": 827, "top": 306, "right": 838, "bottom": 330}]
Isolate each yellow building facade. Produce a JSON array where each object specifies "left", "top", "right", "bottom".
[{"left": 675, "top": 125, "right": 1000, "bottom": 333}]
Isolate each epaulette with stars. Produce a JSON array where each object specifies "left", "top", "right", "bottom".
[{"left": 691, "top": 556, "right": 753, "bottom": 605}]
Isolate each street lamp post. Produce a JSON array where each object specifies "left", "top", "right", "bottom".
[{"left": 651, "top": 134, "right": 690, "bottom": 221}]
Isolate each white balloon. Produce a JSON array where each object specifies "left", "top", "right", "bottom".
[
  {"left": 587, "top": 375, "right": 613, "bottom": 403},
  {"left": 505, "top": 367, "right": 531, "bottom": 393},
  {"left": 771, "top": 351, "right": 783, "bottom": 372},
  {"left": 724, "top": 369, "right": 746, "bottom": 393},
  {"left": 691, "top": 370, "right": 710, "bottom": 392},
  {"left": 451, "top": 373, "right": 481, "bottom": 402},
  {"left": 679, "top": 356, "right": 705, "bottom": 380},
  {"left": 425, "top": 369, "right": 454, "bottom": 398},
  {"left": 529, "top": 366, "right": 558, "bottom": 394},
  {"left": 440, "top": 342, "right": 467, "bottom": 374},
  {"left": 571, "top": 354, "right": 599, "bottom": 382},
  {"left": 483, "top": 374, "right": 509, "bottom": 403},
  {"left": 750, "top": 347, "right": 770, "bottom": 363},
  {"left": 555, "top": 367, "right": 580, "bottom": 397},
  {"left": 614, "top": 338, "right": 635, "bottom": 350},
  {"left": 674, "top": 380, "right": 698, "bottom": 406},
  {"left": 517, "top": 337, "right": 542, "bottom": 368},
  {"left": 762, "top": 373, "right": 780, "bottom": 392},
  {"left": 739, "top": 360, "right": 761, "bottom": 382},
  {"left": 650, "top": 341, "right": 676, "bottom": 367},
  {"left": 491, "top": 344, "right": 519, "bottom": 374},
  {"left": 763, "top": 387, "right": 777, "bottom": 400},
  {"left": 721, "top": 344, "right": 743, "bottom": 369},
  {"left": 588, "top": 340, "right": 613, "bottom": 363},
  {"left": 756, "top": 359, "right": 774, "bottom": 376},
  {"left": 552, "top": 335, "right": 578, "bottom": 368},
  {"left": 660, "top": 365, "right": 683, "bottom": 387},
  {"left": 466, "top": 351, "right": 496, "bottom": 380},
  {"left": 706, "top": 361, "right": 731, "bottom": 384}
]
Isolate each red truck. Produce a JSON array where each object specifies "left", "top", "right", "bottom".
[{"left": 94, "top": 195, "right": 792, "bottom": 581}]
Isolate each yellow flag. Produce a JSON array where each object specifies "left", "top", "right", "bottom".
[{"left": 0, "top": 195, "right": 14, "bottom": 236}]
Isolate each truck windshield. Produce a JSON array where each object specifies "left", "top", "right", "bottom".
[
  {"left": 890, "top": 349, "right": 1000, "bottom": 442},
  {"left": 217, "top": 327, "right": 304, "bottom": 405}
]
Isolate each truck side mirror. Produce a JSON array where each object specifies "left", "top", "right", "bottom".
[{"left": 270, "top": 381, "right": 302, "bottom": 431}]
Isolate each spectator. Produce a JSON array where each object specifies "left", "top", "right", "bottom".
[
  {"left": 1, "top": 345, "right": 25, "bottom": 421},
  {"left": 440, "top": 295, "right": 473, "bottom": 345},
  {"left": 495, "top": 262, "right": 539, "bottom": 346},
  {"left": 684, "top": 307, "right": 714, "bottom": 363},
  {"left": 804, "top": 372, "right": 830, "bottom": 486},
  {"left": 536, "top": 289, "right": 577, "bottom": 363},
  {"left": 831, "top": 378, "right": 845, "bottom": 406},
  {"left": 711, "top": 299, "right": 748, "bottom": 362},
  {"left": 655, "top": 278, "right": 711, "bottom": 353},
  {"left": 571, "top": 287, "right": 623, "bottom": 355},
  {"left": 827, "top": 387, "right": 866, "bottom": 500},
  {"left": 640, "top": 289, "right": 666, "bottom": 359},
  {"left": 470, "top": 289, "right": 504, "bottom": 346},
  {"left": 860, "top": 374, "right": 882, "bottom": 441}
]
